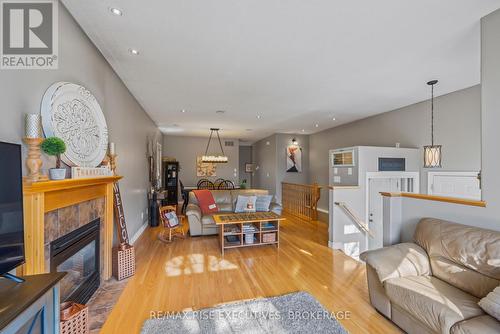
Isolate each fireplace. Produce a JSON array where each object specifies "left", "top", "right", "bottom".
[{"left": 50, "top": 218, "right": 101, "bottom": 304}]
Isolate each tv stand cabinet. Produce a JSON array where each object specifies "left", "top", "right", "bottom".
[{"left": 0, "top": 272, "right": 65, "bottom": 334}]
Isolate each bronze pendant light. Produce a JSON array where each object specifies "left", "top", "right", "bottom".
[
  {"left": 423, "top": 80, "right": 442, "bottom": 168},
  {"left": 201, "top": 128, "right": 228, "bottom": 163}
]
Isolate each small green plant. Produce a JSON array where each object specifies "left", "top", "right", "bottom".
[
  {"left": 41, "top": 137, "right": 66, "bottom": 168},
  {"left": 240, "top": 179, "right": 247, "bottom": 189}
]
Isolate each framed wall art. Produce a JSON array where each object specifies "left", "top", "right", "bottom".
[{"left": 286, "top": 145, "right": 302, "bottom": 173}]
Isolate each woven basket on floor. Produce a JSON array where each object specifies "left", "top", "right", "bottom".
[
  {"left": 112, "top": 243, "right": 136, "bottom": 280},
  {"left": 60, "top": 302, "right": 89, "bottom": 334}
]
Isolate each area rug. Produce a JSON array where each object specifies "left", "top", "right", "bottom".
[{"left": 141, "top": 291, "right": 348, "bottom": 334}]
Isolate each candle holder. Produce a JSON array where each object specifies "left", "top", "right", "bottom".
[
  {"left": 23, "top": 137, "right": 44, "bottom": 182},
  {"left": 109, "top": 154, "right": 117, "bottom": 175}
]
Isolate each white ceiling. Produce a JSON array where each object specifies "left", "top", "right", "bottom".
[{"left": 62, "top": 0, "right": 500, "bottom": 143}]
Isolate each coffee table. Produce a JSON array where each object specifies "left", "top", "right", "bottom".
[{"left": 213, "top": 212, "right": 285, "bottom": 255}]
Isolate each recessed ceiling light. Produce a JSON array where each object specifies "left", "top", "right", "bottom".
[
  {"left": 129, "top": 48, "right": 139, "bottom": 55},
  {"left": 315, "top": 124, "right": 319, "bottom": 128},
  {"left": 256, "top": 115, "right": 261, "bottom": 119},
  {"left": 332, "top": 117, "right": 336, "bottom": 121},
  {"left": 181, "top": 109, "right": 186, "bottom": 113},
  {"left": 109, "top": 7, "right": 123, "bottom": 16},
  {"left": 301, "top": 129, "right": 305, "bottom": 132}
]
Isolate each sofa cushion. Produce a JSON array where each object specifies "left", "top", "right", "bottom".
[
  {"left": 217, "top": 203, "right": 233, "bottom": 212},
  {"left": 479, "top": 286, "right": 500, "bottom": 321},
  {"left": 414, "top": 218, "right": 500, "bottom": 298},
  {"left": 211, "top": 190, "right": 233, "bottom": 205},
  {"left": 450, "top": 315, "right": 500, "bottom": 334},
  {"left": 235, "top": 195, "right": 257, "bottom": 213},
  {"left": 360, "top": 243, "right": 431, "bottom": 283},
  {"left": 193, "top": 190, "right": 218, "bottom": 214},
  {"left": 201, "top": 214, "right": 216, "bottom": 225},
  {"left": 385, "top": 275, "right": 484, "bottom": 334}
]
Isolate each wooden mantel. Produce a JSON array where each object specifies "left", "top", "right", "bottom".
[{"left": 21, "top": 176, "right": 122, "bottom": 280}]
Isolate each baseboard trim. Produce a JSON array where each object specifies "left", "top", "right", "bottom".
[
  {"left": 130, "top": 221, "right": 148, "bottom": 245},
  {"left": 328, "top": 240, "right": 343, "bottom": 250}
]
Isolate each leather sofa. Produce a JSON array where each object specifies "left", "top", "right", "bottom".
[
  {"left": 185, "top": 189, "right": 282, "bottom": 236},
  {"left": 361, "top": 218, "right": 500, "bottom": 334}
]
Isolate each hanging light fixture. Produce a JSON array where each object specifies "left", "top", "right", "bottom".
[
  {"left": 423, "top": 80, "right": 442, "bottom": 168},
  {"left": 201, "top": 128, "right": 228, "bottom": 163}
]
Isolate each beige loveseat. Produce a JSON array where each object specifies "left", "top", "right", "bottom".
[
  {"left": 361, "top": 218, "right": 500, "bottom": 334},
  {"left": 185, "top": 189, "right": 282, "bottom": 236}
]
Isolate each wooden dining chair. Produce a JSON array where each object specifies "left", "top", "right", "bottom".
[
  {"left": 197, "top": 180, "right": 215, "bottom": 189},
  {"left": 179, "top": 180, "right": 189, "bottom": 213},
  {"left": 218, "top": 180, "right": 235, "bottom": 190},
  {"left": 197, "top": 179, "right": 209, "bottom": 187},
  {"left": 214, "top": 178, "right": 225, "bottom": 188}
]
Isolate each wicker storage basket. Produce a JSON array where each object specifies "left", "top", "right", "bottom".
[
  {"left": 60, "top": 302, "right": 89, "bottom": 334},
  {"left": 262, "top": 232, "right": 276, "bottom": 243},
  {"left": 112, "top": 243, "right": 136, "bottom": 280}
]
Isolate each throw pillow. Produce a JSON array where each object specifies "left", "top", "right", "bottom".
[
  {"left": 193, "top": 189, "right": 218, "bottom": 215},
  {"left": 235, "top": 195, "right": 257, "bottom": 213},
  {"left": 255, "top": 195, "right": 273, "bottom": 212},
  {"left": 479, "top": 286, "right": 500, "bottom": 321},
  {"left": 161, "top": 211, "right": 179, "bottom": 228}
]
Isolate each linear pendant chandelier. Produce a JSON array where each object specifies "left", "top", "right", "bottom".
[
  {"left": 202, "top": 128, "right": 228, "bottom": 163},
  {"left": 423, "top": 80, "right": 442, "bottom": 168}
]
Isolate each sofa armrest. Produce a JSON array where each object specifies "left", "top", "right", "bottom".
[
  {"left": 269, "top": 202, "right": 282, "bottom": 215},
  {"left": 360, "top": 243, "right": 431, "bottom": 283},
  {"left": 186, "top": 203, "right": 202, "bottom": 221}
]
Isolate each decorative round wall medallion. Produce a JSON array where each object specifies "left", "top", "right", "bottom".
[{"left": 41, "top": 82, "right": 108, "bottom": 167}]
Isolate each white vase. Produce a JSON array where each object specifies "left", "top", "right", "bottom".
[{"left": 49, "top": 168, "right": 66, "bottom": 180}]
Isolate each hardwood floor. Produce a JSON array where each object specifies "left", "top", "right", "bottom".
[{"left": 100, "top": 215, "right": 400, "bottom": 333}]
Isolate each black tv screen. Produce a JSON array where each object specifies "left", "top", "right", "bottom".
[{"left": 0, "top": 142, "right": 25, "bottom": 275}]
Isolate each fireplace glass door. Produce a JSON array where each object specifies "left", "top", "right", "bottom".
[
  {"left": 57, "top": 240, "right": 96, "bottom": 301},
  {"left": 51, "top": 218, "right": 100, "bottom": 304}
]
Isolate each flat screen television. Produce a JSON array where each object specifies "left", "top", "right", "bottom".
[{"left": 0, "top": 142, "right": 25, "bottom": 275}]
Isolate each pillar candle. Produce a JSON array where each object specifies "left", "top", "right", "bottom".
[
  {"left": 25, "top": 114, "right": 41, "bottom": 138},
  {"left": 109, "top": 142, "right": 115, "bottom": 155}
]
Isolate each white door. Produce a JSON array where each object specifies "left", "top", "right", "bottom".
[
  {"left": 428, "top": 172, "right": 481, "bottom": 200},
  {"left": 368, "top": 178, "right": 400, "bottom": 250}
]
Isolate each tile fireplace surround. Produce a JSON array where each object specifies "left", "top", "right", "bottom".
[
  {"left": 44, "top": 198, "right": 105, "bottom": 277},
  {"left": 19, "top": 176, "right": 121, "bottom": 280}
]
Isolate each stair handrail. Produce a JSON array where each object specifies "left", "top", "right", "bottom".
[{"left": 334, "top": 201, "right": 374, "bottom": 238}]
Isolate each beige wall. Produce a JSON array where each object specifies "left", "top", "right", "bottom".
[
  {"left": 252, "top": 134, "right": 277, "bottom": 195},
  {"left": 309, "top": 85, "right": 481, "bottom": 211},
  {"left": 0, "top": 5, "right": 161, "bottom": 239},
  {"left": 383, "top": 9, "right": 500, "bottom": 238},
  {"left": 252, "top": 133, "right": 310, "bottom": 202},
  {"left": 163, "top": 135, "right": 240, "bottom": 186},
  {"left": 239, "top": 146, "right": 253, "bottom": 187}
]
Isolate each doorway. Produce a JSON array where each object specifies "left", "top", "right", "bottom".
[
  {"left": 239, "top": 145, "right": 253, "bottom": 188},
  {"left": 366, "top": 172, "right": 419, "bottom": 250}
]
